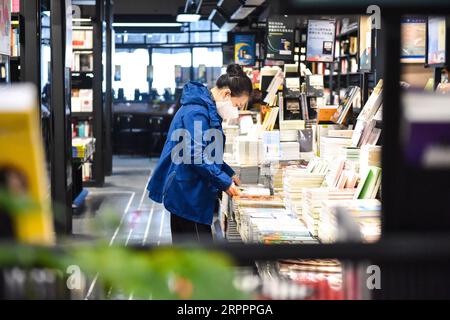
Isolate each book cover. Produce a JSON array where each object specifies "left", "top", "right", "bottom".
[{"left": 0, "top": 85, "right": 55, "bottom": 244}]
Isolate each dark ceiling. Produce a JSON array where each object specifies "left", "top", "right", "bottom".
[
  {"left": 113, "top": 0, "right": 186, "bottom": 16},
  {"left": 113, "top": 0, "right": 267, "bottom": 21}
]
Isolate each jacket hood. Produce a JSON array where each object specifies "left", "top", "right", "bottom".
[{"left": 180, "top": 81, "right": 222, "bottom": 126}]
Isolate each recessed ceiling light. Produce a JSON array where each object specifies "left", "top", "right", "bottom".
[
  {"left": 112, "top": 22, "right": 183, "bottom": 28},
  {"left": 176, "top": 13, "right": 201, "bottom": 22}
]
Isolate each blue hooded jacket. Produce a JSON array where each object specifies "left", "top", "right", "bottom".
[{"left": 147, "top": 81, "right": 235, "bottom": 225}]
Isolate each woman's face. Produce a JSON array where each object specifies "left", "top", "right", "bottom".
[{"left": 217, "top": 88, "right": 249, "bottom": 109}]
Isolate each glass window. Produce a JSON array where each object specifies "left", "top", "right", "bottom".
[
  {"left": 190, "top": 31, "right": 211, "bottom": 43},
  {"left": 211, "top": 22, "right": 220, "bottom": 31},
  {"left": 152, "top": 48, "right": 192, "bottom": 95},
  {"left": 146, "top": 34, "right": 167, "bottom": 44},
  {"left": 112, "top": 49, "right": 150, "bottom": 101},
  {"left": 115, "top": 33, "right": 123, "bottom": 45},
  {"left": 190, "top": 20, "right": 211, "bottom": 31},
  {"left": 124, "top": 34, "right": 145, "bottom": 44},
  {"left": 167, "top": 33, "right": 189, "bottom": 44},
  {"left": 212, "top": 31, "right": 228, "bottom": 43},
  {"left": 192, "top": 47, "right": 223, "bottom": 67}
]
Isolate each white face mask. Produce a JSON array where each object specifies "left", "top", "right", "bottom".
[{"left": 216, "top": 99, "right": 239, "bottom": 120}]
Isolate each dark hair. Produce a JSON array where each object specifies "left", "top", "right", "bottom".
[{"left": 216, "top": 64, "right": 253, "bottom": 97}]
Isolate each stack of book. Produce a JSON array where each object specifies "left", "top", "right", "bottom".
[
  {"left": 280, "top": 130, "right": 299, "bottom": 142},
  {"left": 280, "top": 142, "right": 300, "bottom": 160},
  {"left": 233, "top": 136, "right": 263, "bottom": 166},
  {"left": 319, "top": 199, "right": 381, "bottom": 243},
  {"left": 82, "top": 163, "right": 93, "bottom": 182},
  {"left": 223, "top": 125, "right": 240, "bottom": 154},
  {"left": 238, "top": 207, "right": 314, "bottom": 243},
  {"left": 325, "top": 150, "right": 360, "bottom": 189},
  {"left": 269, "top": 163, "right": 284, "bottom": 192},
  {"left": 283, "top": 166, "right": 327, "bottom": 219},
  {"left": 239, "top": 165, "right": 260, "bottom": 184},
  {"left": 72, "top": 29, "right": 93, "bottom": 49},
  {"left": 72, "top": 89, "right": 93, "bottom": 112},
  {"left": 72, "top": 137, "right": 95, "bottom": 161},
  {"left": 319, "top": 136, "right": 352, "bottom": 161},
  {"left": 354, "top": 166, "right": 381, "bottom": 199},
  {"left": 359, "top": 145, "right": 381, "bottom": 176},
  {"left": 331, "top": 86, "right": 360, "bottom": 124},
  {"left": 340, "top": 147, "right": 360, "bottom": 163},
  {"left": 352, "top": 80, "right": 383, "bottom": 147},
  {"left": 280, "top": 120, "right": 305, "bottom": 131},
  {"left": 233, "top": 195, "right": 284, "bottom": 234},
  {"left": 277, "top": 259, "right": 344, "bottom": 300},
  {"left": 302, "top": 188, "right": 356, "bottom": 237},
  {"left": 10, "top": 26, "right": 20, "bottom": 57},
  {"left": 261, "top": 107, "right": 280, "bottom": 131},
  {"left": 263, "top": 69, "right": 285, "bottom": 106}
]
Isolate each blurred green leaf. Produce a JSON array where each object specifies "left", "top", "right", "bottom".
[{"left": 0, "top": 188, "right": 38, "bottom": 216}]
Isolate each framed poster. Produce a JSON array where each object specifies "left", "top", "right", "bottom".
[
  {"left": 306, "top": 19, "right": 336, "bottom": 62},
  {"left": 359, "top": 15, "right": 373, "bottom": 71},
  {"left": 426, "top": 17, "right": 447, "bottom": 67},
  {"left": 0, "top": 0, "right": 11, "bottom": 56},
  {"left": 401, "top": 17, "right": 427, "bottom": 63},
  {"left": 266, "top": 17, "right": 295, "bottom": 61},
  {"left": 234, "top": 34, "right": 256, "bottom": 66}
]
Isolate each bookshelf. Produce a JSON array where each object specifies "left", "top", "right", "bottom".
[
  {"left": 297, "top": 16, "right": 377, "bottom": 109},
  {"left": 70, "top": 4, "right": 105, "bottom": 197}
]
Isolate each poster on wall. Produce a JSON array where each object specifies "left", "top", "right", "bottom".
[
  {"left": 401, "top": 17, "right": 427, "bottom": 63},
  {"left": 359, "top": 16, "right": 373, "bottom": 71},
  {"left": 306, "top": 19, "right": 336, "bottom": 62},
  {"left": 266, "top": 17, "right": 295, "bottom": 61},
  {"left": 0, "top": 0, "right": 11, "bottom": 56},
  {"left": 427, "top": 17, "right": 447, "bottom": 66},
  {"left": 234, "top": 34, "right": 256, "bottom": 66}
]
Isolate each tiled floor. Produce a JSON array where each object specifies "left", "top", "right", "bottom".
[
  {"left": 73, "top": 155, "right": 171, "bottom": 246},
  {"left": 73, "top": 156, "right": 172, "bottom": 299}
]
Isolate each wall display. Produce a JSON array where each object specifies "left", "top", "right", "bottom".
[
  {"left": 0, "top": 0, "right": 11, "bottom": 56},
  {"left": 306, "top": 19, "right": 336, "bottom": 63},
  {"left": 359, "top": 16, "right": 373, "bottom": 71},
  {"left": 266, "top": 17, "right": 295, "bottom": 61},
  {"left": 426, "top": 17, "right": 447, "bottom": 66},
  {"left": 401, "top": 17, "right": 427, "bottom": 63},
  {"left": 234, "top": 34, "right": 256, "bottom": 66}
]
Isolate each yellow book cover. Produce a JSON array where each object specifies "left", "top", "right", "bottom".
[{"left": 0, "top": 84, "right": 55, "bottom": 244}]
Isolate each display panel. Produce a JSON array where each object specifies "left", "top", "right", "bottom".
[
  {"left": 234, "top": 33, "right": 256, "bottom": 66},
  {"left": 359, "top": 15, "right": 373, "bottom": 71},
  {"left": 306, "top": 19, "right": 336, "bottom": 63},
  {"left": 266, "top": 17, "right": 295, "bottom": 61},
  {"left": 0, "top": 0, "right": 11, "bottom": 56},
  {"left": 401, "top": 17, "right": 427, "bottom": 63},
  {"left": 426, "top": 17, "right": 447, "bottom": 66}
]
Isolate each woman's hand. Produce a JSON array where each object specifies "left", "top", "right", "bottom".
[
  {"left": 232, "top": 174, "right": 241, "bottom": 186},
  {"left": 226, "top": 184, "right": 240, "bottom": 197}
]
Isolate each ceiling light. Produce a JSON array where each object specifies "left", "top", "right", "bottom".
[
  {"left": 112, "top": 22, "right": 183, "bottom": 28},
  {"left": 73, "top": 18, "right": 92, "bottom": 22},
  {"left": 176, "top": 13, "right": 201, "bottom": 22}
]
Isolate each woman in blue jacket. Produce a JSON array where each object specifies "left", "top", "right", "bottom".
[{"left": 147, "top": 64, "right": 252, "bottom": 243}]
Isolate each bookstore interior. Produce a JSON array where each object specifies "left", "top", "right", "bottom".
[{"left": 0, "top": 0, "right": 450, "bottom": 301}]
